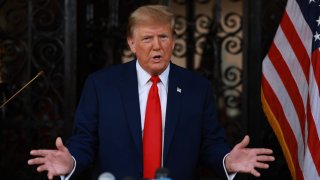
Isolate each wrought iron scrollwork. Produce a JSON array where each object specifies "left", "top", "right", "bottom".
[
  {"left": 223, "top": 66, "right": 242, "bottom": 109},
  {"left": 173, "top": 15, "right": 187, "bottom": 58},
  {"left": 194, "top": 0, "right": 244, "bottom": 149},
  {"left": 32, "top": 0, "right": 63, "bottom": 32},
  {"left": 32, "top": 38, "right": 64, "bottom": 69},
  {"left": 195, "top": 14, "right": 212, "bottom": 56},
  {"left": 169, "top": 0, "right": 243, "bottom": 122},
  {"left": 30, "top": 0, "right": 65, "bottom": 129},
  {"left": 221, "top": 12, "right": 242, "bottom": 54},
  {"left": 3, "top": 1, "right": 27, "bottom": 36},
  {"left": 0, "top": 38, "right": 27, "bottom": 84},
  {"left": 0, "top": 0, "right": 70, "bottom": 178},
  {"left": 218, "top": 11, "right": 243, "bottom": 115},
  {"left": 175, "top": 15, "right": 187, "bottom": 35},
  {"left": 195, "top": 14, "right": 212, "bottom": 34}
]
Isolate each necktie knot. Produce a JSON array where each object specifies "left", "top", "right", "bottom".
[{"left": 150, "top": 75, "right": 160, "bottom": 84}]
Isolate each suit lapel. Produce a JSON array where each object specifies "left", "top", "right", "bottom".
[
  {"left": 118, "top": 60, "right": 143, "bottom": 159},
  {"left": 117, "top": 61, "right": 183, "bottom": 166},
  {"left": 163, "top": 64, "right": 183, "bottom": 164}
]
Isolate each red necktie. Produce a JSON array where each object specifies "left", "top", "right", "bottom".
[{"left": 143, "top": 75, "right": 162, "bottom": 179}]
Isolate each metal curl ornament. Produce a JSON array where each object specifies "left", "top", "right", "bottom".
[
  {"left": 32, "top": 7, "right": 62, "bottom": 32},
  {"left": 173, "top": 38, "right": 187, "bottom": 58},
  {"left": 5, "top": 8, "right": 28, "bottom": 35},
  {"left": 224, "top": 89, "right": 241, "bottom": 109},
  {"left": 32, "top": 38, "right": 64, "bottom": 66},
  {"left": 222, "top": 12, "right": 242, "bottom": 33},
  {"left": 195, "top": 35, "right": 207, "bottom": 55},
  {"left": 0, "top": 38, "right": 26, "bottom": 64},
  {"left": 195, "top": 14, "right": 212, "bottom": 34},
  {"left": 174, "top": 16, "right": 187, "bottom": 36},
  {"left": 222, "top": 36, "right": 242, "bottom": 55},
  {"left": 223, "top": 66, "right": 242, "bottom": 88}
]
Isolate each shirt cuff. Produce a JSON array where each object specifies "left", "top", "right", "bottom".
[
  {"left": 60, "top": 156, "right": 76, "bottom": 180},
  {"left": 223, "top": 153, "right": 237, "bottom": 180}
]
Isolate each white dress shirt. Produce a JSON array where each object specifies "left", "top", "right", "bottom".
[{"left": 136, "top": 60, "right": 169, "bottom": 166}]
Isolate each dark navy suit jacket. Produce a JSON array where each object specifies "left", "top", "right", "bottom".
[{"left": 66, "top": 60, "right": 230, "bottom": 180}]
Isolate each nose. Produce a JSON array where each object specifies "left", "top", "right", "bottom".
[{"left": 152, "top": 38, "right": 161, "bottom": 50}]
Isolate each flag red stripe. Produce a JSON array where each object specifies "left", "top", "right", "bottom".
[
  {"left": 261, "top": 75, "right": 304, "bottom": 180},
  {"left": 306, "top": 96, "right": 320, "bottom": 174},
  {"left": 268, "top": 42, "right": 306, "bottom": 135},
  {"left": 280, "top": 12, "right": 310, "bottom": 84},
  {"left": 262, "top": 0, "right": 320, "bottom": 178}
]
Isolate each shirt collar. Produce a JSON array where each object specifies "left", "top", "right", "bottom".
[{"left": 136, "top": 60, "right": 170, "bottom": 89}]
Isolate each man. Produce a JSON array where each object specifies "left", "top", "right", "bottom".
[{"left": 28, "top": 5, "right": 274, "bottom": 180}]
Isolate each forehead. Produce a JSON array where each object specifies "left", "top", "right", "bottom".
[{"left": 132, "top": 22, "right": 172, "bottom": 36}]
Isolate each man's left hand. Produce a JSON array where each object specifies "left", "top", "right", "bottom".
[{"left": 225, "top": 135, "right": 275, "bottom": 177}]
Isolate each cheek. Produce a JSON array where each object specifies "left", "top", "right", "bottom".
[
  {"left": 136, "top": 46, "right": 148, "bottom": 55},
  {"left": 140, "top": 46, "right": 154, "bottom": 57},
  {"left": 164, "top": 41, "right": 174, "bottom": 50},
  {"left": 135, "top": 47, "right": 151, "bottom": 61}
]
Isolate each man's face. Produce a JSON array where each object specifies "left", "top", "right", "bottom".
[{"left": 127, "top": 22, "right": 175, "bottom": 75}]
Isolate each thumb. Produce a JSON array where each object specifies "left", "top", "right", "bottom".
[
  {"left": 55, "top": 137, "right": 67, "bottom": 152},
  {"left": 234, "top": 135, "right": 250, "bottom": 149}
]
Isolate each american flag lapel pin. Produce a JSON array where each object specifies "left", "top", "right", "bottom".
[{"left": 177, "top": 87, "right": 182, "bottom": 93}]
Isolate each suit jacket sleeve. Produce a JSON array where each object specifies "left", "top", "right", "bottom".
[
  {"left": 200, "top": 80, "right": 231, "bottom": 177},
  {"left": 66, "top": 75, "right": 99, "bottom": 175}
]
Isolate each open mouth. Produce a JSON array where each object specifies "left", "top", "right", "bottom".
[{"left": 153, "top": 55, "right": 162, "bottom": 61}]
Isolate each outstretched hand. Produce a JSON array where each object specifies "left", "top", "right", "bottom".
[
  {"left": 28, "top": 137, "right": 74, "bottom": 180},
  {"left": 225, "top": 135, "right": 275, "bottom": 177}
]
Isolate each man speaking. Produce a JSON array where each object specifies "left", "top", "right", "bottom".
[{"left": 28, "top": 5, "right": 274, "bottom": 180}]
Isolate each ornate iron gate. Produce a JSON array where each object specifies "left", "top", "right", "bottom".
[
  {"left": 0, "top": 0, "right": 290, "bottom": 179},
  {"left": 0, "top": 0, "right": 76, "bottom": 178}
]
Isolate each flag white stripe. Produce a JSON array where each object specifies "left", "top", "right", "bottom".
[
  {"left": 274, "top": 27, "right": 308, "bottom": 109},
  {"left": 262, "top": 0, "right": 320, "bottom": 178},
  {"left": 308, "top": 64, "right": 320, "bottom": 139},
  {"left": 263, "top": 55, "right": 305, "bottom": 169},
  {"left": 303, "top": 146, "right": 320, "bottom": 179},
  {"left": 286, "top": 0, "right": 313, "bottom": 57}
]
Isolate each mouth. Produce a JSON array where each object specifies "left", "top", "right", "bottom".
[{"left": 152, "top": 55, "right": 162, "bottom": 62}]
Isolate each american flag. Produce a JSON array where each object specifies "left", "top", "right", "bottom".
[{"left": 261, "top": 0, "right": 320, "bottom": 179}]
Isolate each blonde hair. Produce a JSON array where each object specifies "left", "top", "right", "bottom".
[{"left": 127, "top": 5, "right": 175, "bottom": 38}]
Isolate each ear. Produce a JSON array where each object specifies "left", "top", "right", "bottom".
[
  {"left": 171, "top": 37, "right": 176, "bottom": 50},
  {"left": 127, "top": 38, "right": 136, "bottom": 53}
]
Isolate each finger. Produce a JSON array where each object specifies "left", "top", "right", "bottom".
[
  {"left": 36, "top": 164, "right": 48, "bottom": 173},
  {"left": 250, "top": 169, "right": 261, "bottom": 177},
  {"left": 28, "top": 157, "right": 45, "bottom": 165},
  {"left": 30, "top": 149, "right": 56, "bottom": 157},
  {"left": 55, "top": 137, "right": 68, "bottom": 152},
  {"left": 48, "top": 172, "right": 53, "bottom": 180},
  {"left": 254, "top": 162, "right": 269, "bottom": 169},
  {"left": 254, "top": 148, "right": 274, "bottom": 155},
  {"left": 257, "top": 155, "right": 275, "bottom": 162},
  {"left": 234, "top": 135, "right": 250, "bottom": 149}
]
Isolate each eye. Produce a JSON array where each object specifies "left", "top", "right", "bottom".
[
  {"left": 159, "top": 35, "right": 171, "bottom": 42},
  {"left": 159, "top": 35, "right": 169, "bottom": 39},
  {"left": 142, "top": 36, "right": 151, "bottom": 42}
]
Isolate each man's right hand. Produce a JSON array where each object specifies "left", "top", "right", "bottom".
[{"left": 28, "top": 137, "right": 74, "bottom": 180}]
